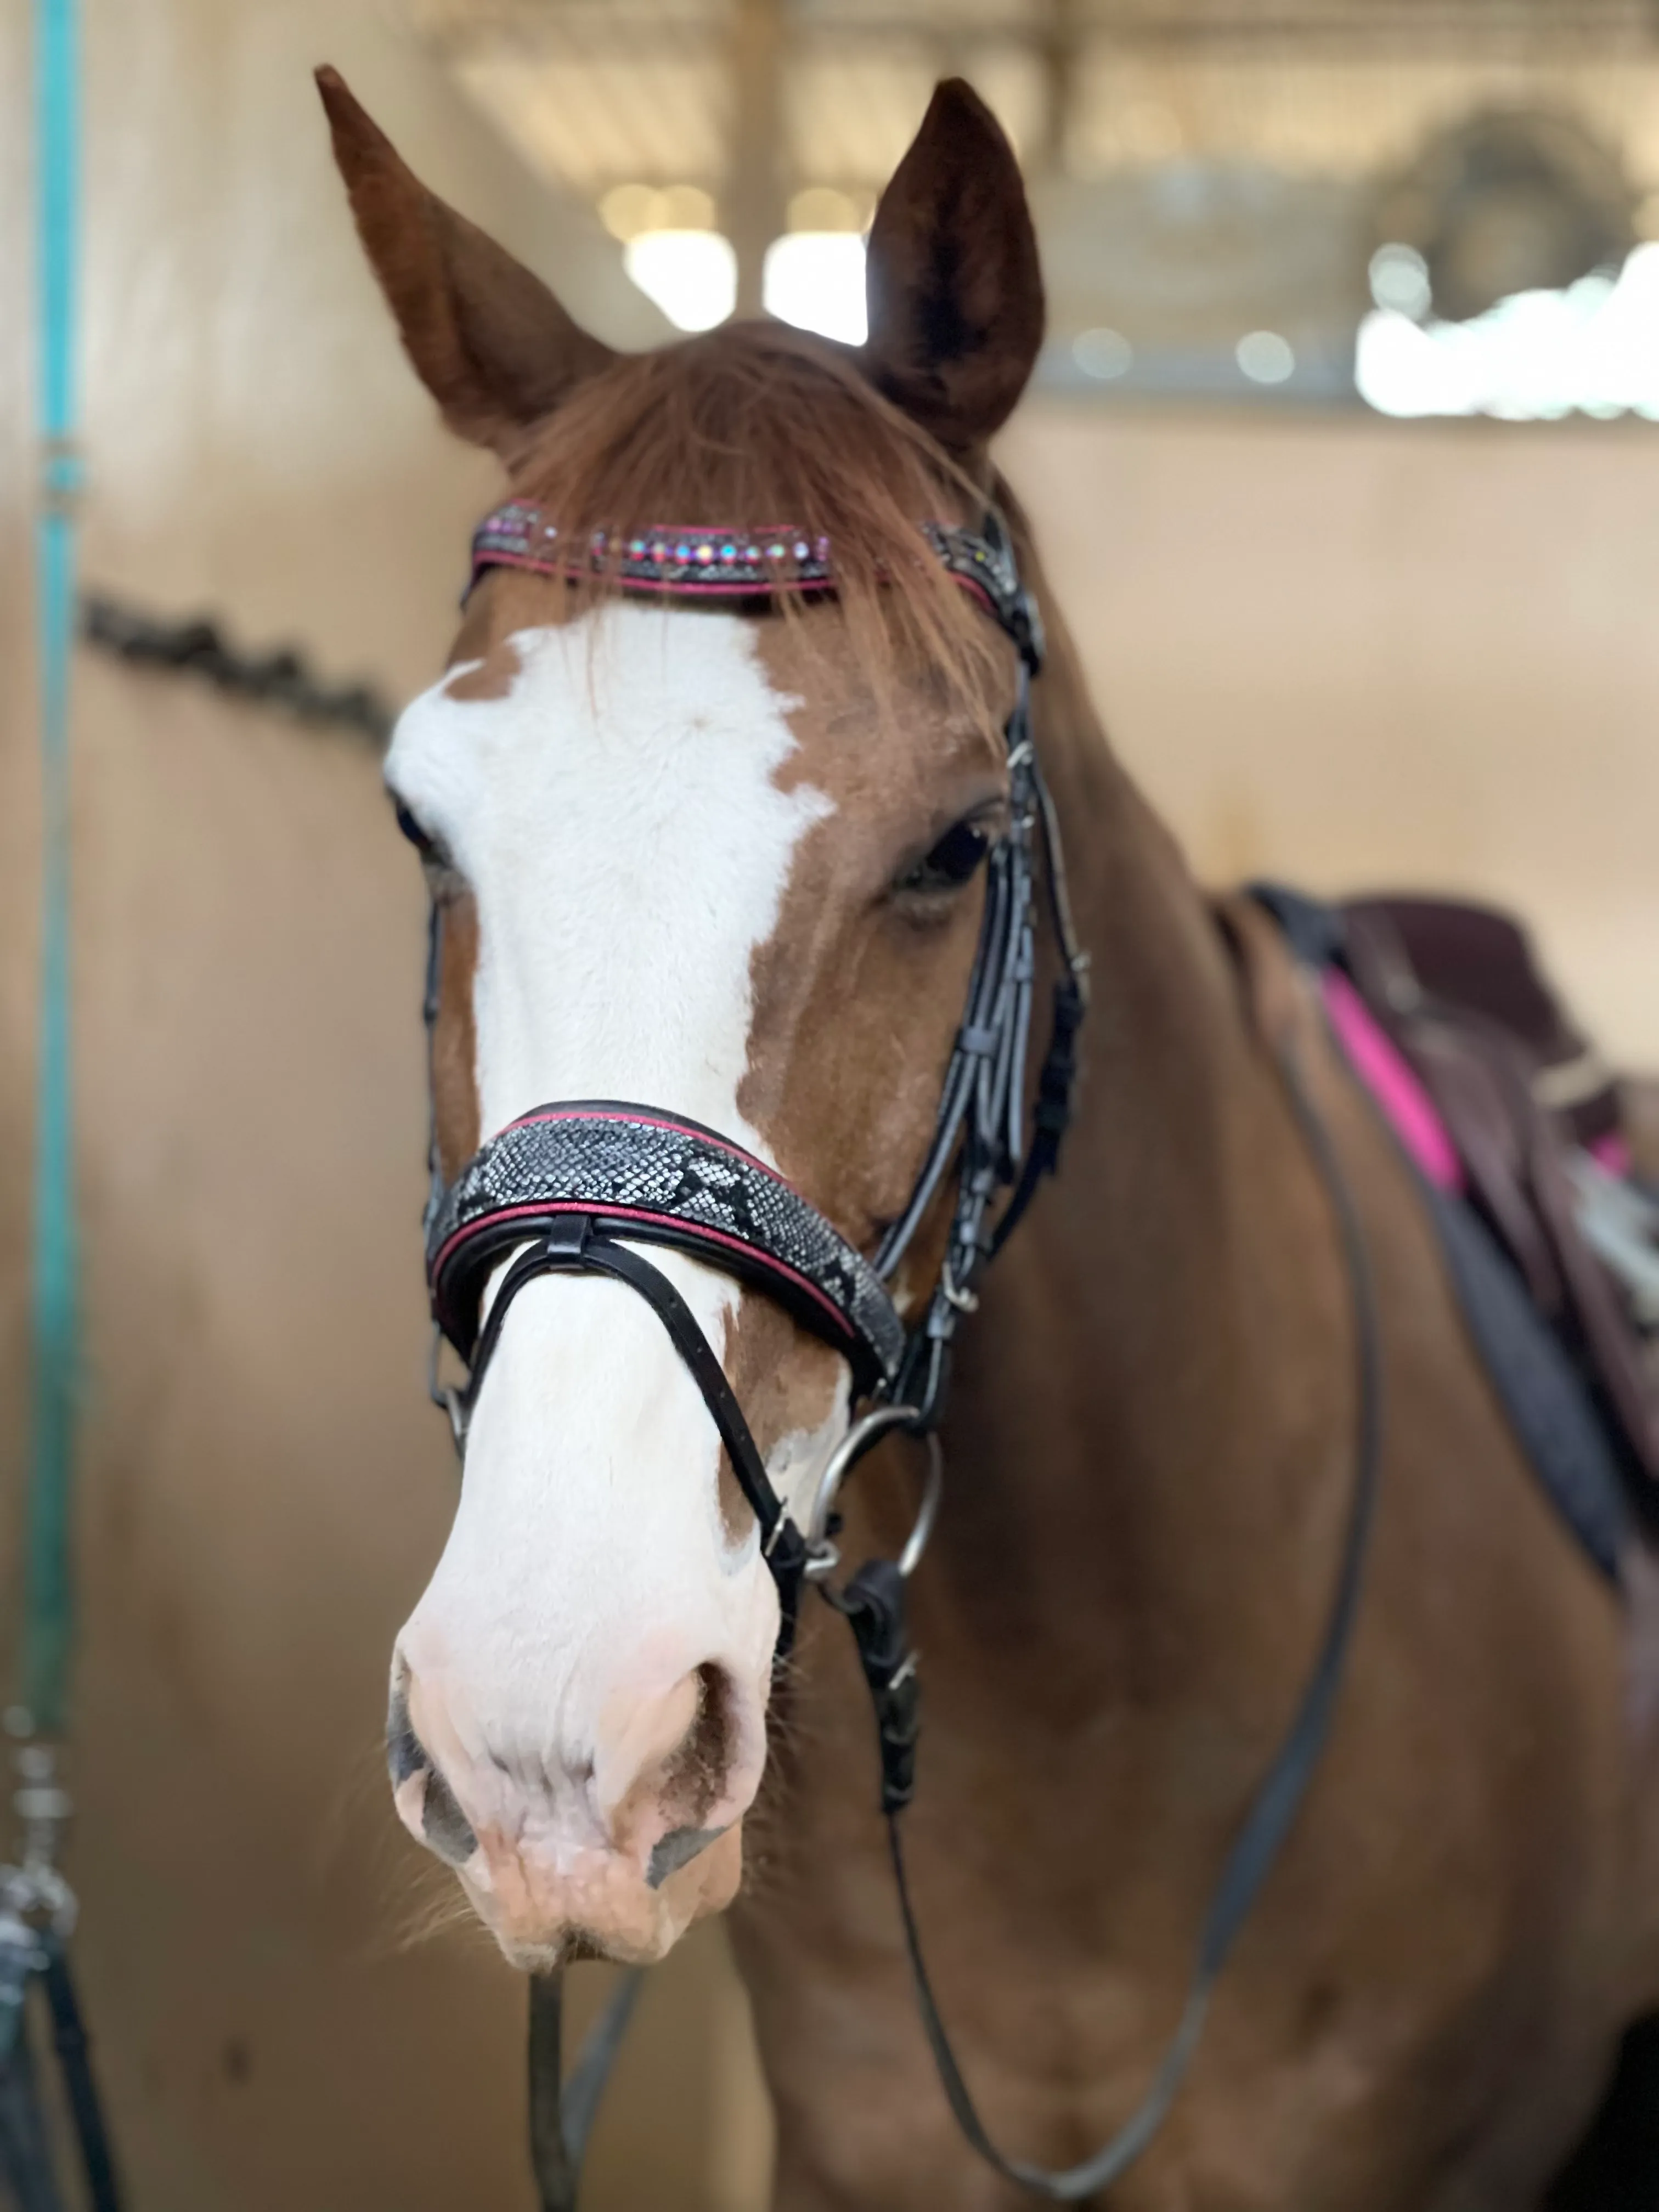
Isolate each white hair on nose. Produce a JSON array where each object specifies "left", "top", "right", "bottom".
[{"left": 384, "top": 602, "right": 838, "bottom": 1950}]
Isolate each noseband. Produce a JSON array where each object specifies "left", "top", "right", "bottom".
[{"left": 422, "top": 501, "right": 1090, "bottom": 1659}]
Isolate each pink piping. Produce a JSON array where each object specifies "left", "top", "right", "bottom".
[
  {"left": 1322, "top": 969, "right": 1464, "bottom": 1193},
  {"left": 1589, "top": 1131, "right": 1632, "bottom": 1177}
]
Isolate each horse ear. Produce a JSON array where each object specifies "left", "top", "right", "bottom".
[
  {"left": 315, "top": 65, "right": 614, "bottom": 457},
  {"left": 860, "top": 79, "right": 1045, "bottom": 454}
]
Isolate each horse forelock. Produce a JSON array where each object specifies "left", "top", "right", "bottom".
[{"left": 496, "top": 319, "right": 1008, "bottom": 728}]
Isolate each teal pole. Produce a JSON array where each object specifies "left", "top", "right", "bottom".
[{"left": 26, "top": 0, "right": 83, "bottom": 1740}]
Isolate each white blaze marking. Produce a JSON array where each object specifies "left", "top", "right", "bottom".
[{"left": 386, "top": 607, "right": 834, "bottom": 1854}]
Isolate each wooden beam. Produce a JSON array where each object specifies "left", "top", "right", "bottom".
[{"left": 727, "top": 0, "right": 786, "bottom": 319}]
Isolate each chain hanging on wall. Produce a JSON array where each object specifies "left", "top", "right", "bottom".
[{"left": 82, "top": 593, "right": 396, "bottom": 747}]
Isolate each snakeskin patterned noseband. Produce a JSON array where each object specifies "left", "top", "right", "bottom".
[
  {"left": 421, "top": 499, "right": 1090, "bottom": 1656},
  {"left": 427, "top": 1103, "right": 905, "bottom": 1393}
]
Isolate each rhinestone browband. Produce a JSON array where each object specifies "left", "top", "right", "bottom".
[
  {"left": 466, "top": 499, "right": 1036, "bottom": 651},
  {"left": 470, "top": 504, "right": 835, "bottom": 596}
]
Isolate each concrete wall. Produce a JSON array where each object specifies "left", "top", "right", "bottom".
[{"left": 1, "top": 7, "right": 1655, "bottom": 2210}]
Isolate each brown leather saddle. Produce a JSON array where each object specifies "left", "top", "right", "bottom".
[{"left": 1341, "top": 895, "right": 1659, "bottom": 1501}]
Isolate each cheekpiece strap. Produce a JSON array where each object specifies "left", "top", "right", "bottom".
[
  {"left": 426, "top": 1102, "right": 905, "bottom": 1396},
  {"left": 920, "top": 517, "right": 1043, "bottom": 672}
]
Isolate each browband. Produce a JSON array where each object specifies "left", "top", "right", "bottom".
[
  {"left": 427, "top": 1103, "right": 904, "bottom": 1395},
  {"left": 466, "top": 500, "right": 1041, "bottom": 661}
]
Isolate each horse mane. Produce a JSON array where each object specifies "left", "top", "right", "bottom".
[{"left": 506, "top": 320, "right": 1008, "bottom": 720}]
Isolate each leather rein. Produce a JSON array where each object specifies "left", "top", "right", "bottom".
[{"left": 416, "top": 501, "right": 1382, "bottom": 2206}]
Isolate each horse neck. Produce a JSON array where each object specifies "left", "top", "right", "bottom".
[{"left": 922, "top": 507, "right": 1353, "bottom": 1725}]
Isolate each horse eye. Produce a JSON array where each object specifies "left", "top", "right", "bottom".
[
  {"left": 896, "top": 819, "right": 991, "bottom": 896},
  {"left": 393, "top": 799, "right": 432, "bottom": 853}
]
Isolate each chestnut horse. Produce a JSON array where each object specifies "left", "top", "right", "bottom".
[{"left": 318, "top": 66, "right": 1659, "bottom": 2210}]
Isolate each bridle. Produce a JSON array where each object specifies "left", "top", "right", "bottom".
[
  {"left": 413, "top": 499, "right": 1382, "bottom": 2208},
  {"left": 423, "top": 501, "right": 1091, "bottom": 1663}
]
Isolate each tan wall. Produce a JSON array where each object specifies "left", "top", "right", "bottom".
[
  {"left": 1003, "top": 403, "right": 1659, "bottom": 1064},
  {"left": 1, "top": 4, "right": 760, "bottom": 2210},
  {"left": 2, "top": 8, "right": 1657, "bottom": 2211}
]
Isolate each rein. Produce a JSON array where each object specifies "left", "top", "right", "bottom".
[
  {"left": 884, "top": 1014, "right": 1383, "bottom": 2198},
  {"left": 416, "top": 499, "right": 1380, "bottom": 2207}
]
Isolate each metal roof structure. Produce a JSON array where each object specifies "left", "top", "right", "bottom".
[
  {"left": 405, "top": 1, "right": 1659, "bottom": 410},
  {"left": 410, "top": 1, "right": 1659, "bottom": 200}
]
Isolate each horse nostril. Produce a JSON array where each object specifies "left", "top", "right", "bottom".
[
  {"left": 659, "top": 1662, "right": 737, "bottom": 1827},
  {"left": 419, "top": 1765, "right": 479, "bottom": 1865},
  {"left": 640, "top": 1666, "right": 741, "bottom": 1889},
  {"left": 387, "top": 1668, "right": 479, "bottom": 1866},
  {"left": 647, "top": 1824, "right": 727, "bottom": 1889},
  {"left": 385, "top": 1651, "right": 760, "bottom": 1898},
  {"left": 386, "top": 1673, "right": 426, "bottom": 1788}
]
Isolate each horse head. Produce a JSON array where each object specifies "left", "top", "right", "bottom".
[{"left": 318, "top": 64, "right": 1045, "bottom": 1969}]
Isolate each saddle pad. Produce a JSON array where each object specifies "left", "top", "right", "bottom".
[{"left": 1254, "top": 884, "right": 1627, "bottom": 1583}]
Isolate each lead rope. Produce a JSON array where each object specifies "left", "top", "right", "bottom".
[
  {"left": 842, "top": 1016, "right": 1383, "bottom": 2199},
  {"left": 527, "top": 1971, "right": 646, "bottom": 2212},
  {"left": 1, "top": 3, "right": 124, "bottom": 2206}
]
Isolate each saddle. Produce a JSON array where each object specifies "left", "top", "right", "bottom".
[{"left": 1330, "top": 894, "right": 1659, "bottom": 1508}]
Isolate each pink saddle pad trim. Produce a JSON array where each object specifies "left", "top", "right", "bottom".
[
  {"left": 1321, "top": 969, "right": 1465, "bottom": 1193},
  {"left": 1589, "top": 1131, "right": 1632, "bottom": 1178}
]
